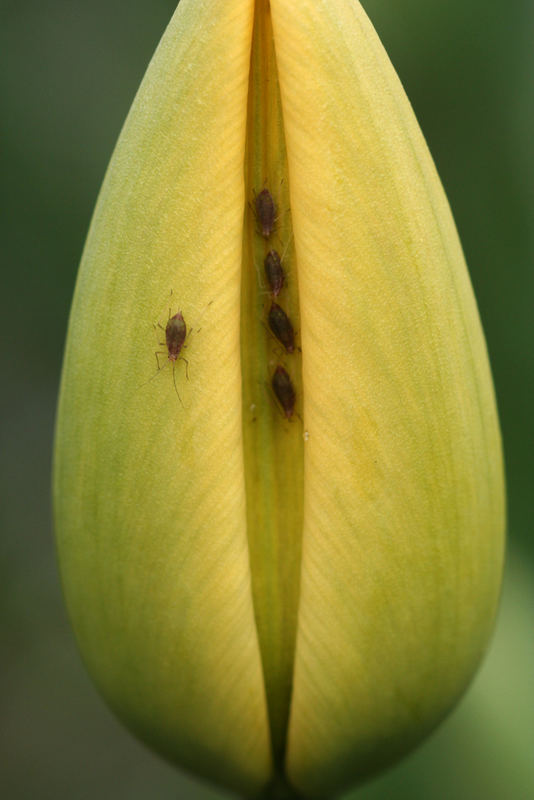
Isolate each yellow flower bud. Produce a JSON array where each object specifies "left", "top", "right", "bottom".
[{"left": 53, "top": 1, "right": 505, "bottom": 797}]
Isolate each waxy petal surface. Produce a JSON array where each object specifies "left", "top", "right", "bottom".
[
  {"left": 270, "top": 0, "right": 505, "bottom": 795},
  {"left": 54, "top": 0, "right": 272, "bottom": 793}
]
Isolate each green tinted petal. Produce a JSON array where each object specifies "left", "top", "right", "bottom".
[{"left": 54, "top": 0, "right": 272, "bottom": 793}]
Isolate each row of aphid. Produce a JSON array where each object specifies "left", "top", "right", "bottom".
[
  {"left": 154, "top": 187, "right": 298, "bottom": 416},
  {"left": 255, "top": 188, "right": 297, "bottom": 421}
]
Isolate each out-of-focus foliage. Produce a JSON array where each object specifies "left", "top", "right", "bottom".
[{"left": 0, "top": 1, "right": 532, "bottom": 798}]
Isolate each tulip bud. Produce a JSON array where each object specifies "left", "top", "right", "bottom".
[{"left": 54, "top": 1, "right": 505, "bottom": 797}]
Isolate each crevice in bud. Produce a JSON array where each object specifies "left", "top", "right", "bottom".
[{"left": 241, "top": 0, "right": 304, "bottom": 777}]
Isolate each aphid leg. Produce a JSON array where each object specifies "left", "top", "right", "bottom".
[
  {"left": 136, "top": 355, "right": 169, "bottom": 394},
  {"left": 265, "top": 378, "right": 285, "bottom": 421},
  {"left": 155, "top": 351, "right": 168, "bottom": 371},
  {"left": 260, "top": 317, "right": 274, "bottom": 340},
  {"left": 178, "top": 355, "right": 190, "bottom": 381},
  {"left": 171, "top": 363, "right": 184, "bottom": 408},
  {"left": 279, "top": 231, "right": 293, "bottom": 264},
  {"left": 255, "top": 259, "right": 268, "bottom": 292},
  {"left": 254, "top": 187, "right": 277, "bottom": 239},
  {"left": 188, "top": 300, "right": 214, "bottom": 339}
]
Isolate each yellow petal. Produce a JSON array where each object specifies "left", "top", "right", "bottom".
[
  {"left": 270, "top": 0, "right": 505, "bottom": 795},
  {"left": 55, "top": 0, "right": 506, "bottom": 794},
  {"left": 54, "top": 0, "right": 272, "bottom": 793}
]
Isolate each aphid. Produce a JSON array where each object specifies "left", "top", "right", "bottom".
[
  {"left": 264, "top": 249, "right": 285, "bottom": 297},
  {"left": 255, "top": 188, "right": 277, "bottom": 239},
  {"left": 164, "top": 311, "right": 187, "bottom": 363},
  {"left": 268, "top": 302, "right": 295, "bottom": 353},
  {"left": 271, "top": 365, "right": 296, "bottom": 420},
  {"left": 154, "top": 309, "right": 189, "bottom": 403}
]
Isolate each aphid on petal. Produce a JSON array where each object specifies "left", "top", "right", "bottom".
[
  {"left": 164, "top": 311, "right": 187, "bottom": 363},
  {"left": 154, "top": 309, "right": 189, "bottom": 404},
  {"left": 255, "top": 187, "right": 277, "bottom": 239},
  {"left": 271, "top": 365, "right": 296, "bottom": 420},
  {"left": 264, "top": 250, "right": 285, "bottom": 297},
  {"left": 268, "top": 302, "right": 295, "bottom": 354}
]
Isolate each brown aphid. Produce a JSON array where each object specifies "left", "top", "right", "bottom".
[
  {"left": 165, "top": 311, "right": 187, "bottom": 361},
  {"left": 255, "top": 188, "right": 276, "bottom": 239},
  {"left": 155, "top": 310, "right": 189, "bottom": 403},
  {"left": 264, "top": 250, "right": 285, "bottom": 297},
  {"left": 272, "top": 365, "right": 296, "bottom": 420},
  {"left": 268, "top": 302, "right": 295, "bottom": 353}
]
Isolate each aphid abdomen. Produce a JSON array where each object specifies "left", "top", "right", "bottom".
[
  {"left": 165, "top": 311, "right": 187, "bottom": 361},
  {"left": 272, "top": 365, "right": 296, "bottom": 420},
  {"left": 268, "top": 302, "right": 295, "bottom": 353},
  {"left": 264, "top": 250, "right": 285, "bottom": 297},
  {"left": 255, "top": 188, "right": 276, "bottom": 239}
]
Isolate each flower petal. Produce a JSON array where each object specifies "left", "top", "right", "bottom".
[
  {"left": 271, "top": 0, "right": 505, "bottom": 794},
  {"left": 53, "top": 0, "right": 272, "bottom": 792}
]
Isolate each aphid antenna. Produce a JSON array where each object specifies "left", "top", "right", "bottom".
[
  {"left": 260, "top": 316, "right": 278, "bottom": 346},
  {"left": 270, "top": 218, "right": 292, "bottom": 241},
  {"left": 272, "top": 340, "right": 302, "bottom": 359},
  {"left": 270, "top": 338, "right": 292, "bottom": 362},
  {"left": 197, "top": 298, "right": 214, "bottom": 324},
  {"left": 251, "top": 179, "right": 269, "bottom": 198},
  {"left": 171, "top": 362, "right": 185, "bottom": 408},
  {"left": 140, "top": 354, "right": 188, "bottom": 406},
  {"left": 255, "top": 259, "right": 268, "bottom": 293},
  {"left": 265, "top": 378, "right": 286, "bottom": 422},
  {"left": 185, "top": 299, "right": 214, "bottom": 343},
  {"left": 152, "top": 288, "right": 175, "bottom": 327},
  {"left": 135, "top": 355, "right": 170, "bottom": 395},
  {"left": 260, "top": 175, "right": 286, "bottom": 192},
  {"left": 279, "top": 231, "right": 294, "bottom": 263}
]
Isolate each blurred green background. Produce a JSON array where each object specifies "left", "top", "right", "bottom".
[{"left": 1, "top": 1, "right": 532, "bottom": 798}]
